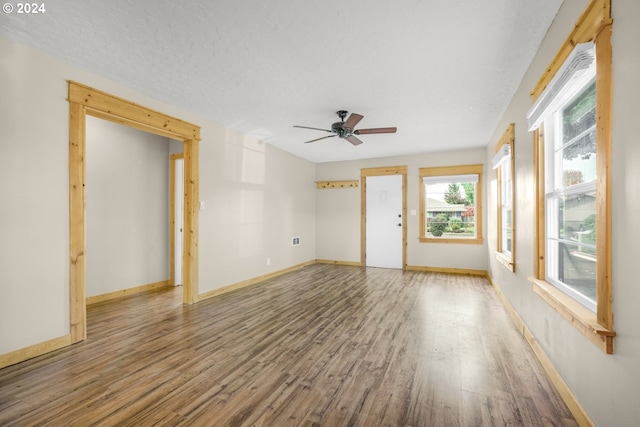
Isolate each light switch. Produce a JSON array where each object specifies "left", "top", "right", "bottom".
[
  {"left": 410, "top": 209, "right": 417, "bottom": 216},
  {"left": 199, "top": 201, "right": 206, "bottom": 211}
]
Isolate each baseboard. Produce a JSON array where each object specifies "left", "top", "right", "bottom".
[
  {"left": 0, "top": 334, "right": 72, "bottom": 369},
  {"left": 406, "top": 265, "right": 487, "bottom": 276},
  {"left": 486, "top": 274, "right": 594, "bottom": 427},
  {"left": 315, "top": 259, "right": 362, "bottom": 267},
  {"left": 86, "top": 279, "right": 172, "bottom": 305},
  {"left": 196, "top": 260, "right": 316, "bottom": 302}
]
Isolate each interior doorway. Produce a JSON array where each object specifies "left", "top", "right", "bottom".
[
  {"left": 85, "top": 117, "right": 173, "bottom": 301},
  {"left": 361, "top": 166, "right": 407, "bottom": 269},
  {"left": 68, "top": 81, "right": 201, "bottom": 344}
]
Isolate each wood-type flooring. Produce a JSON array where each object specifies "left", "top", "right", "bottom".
[{"left": 0, "top": 265, "right": 577, "bottom": 426}]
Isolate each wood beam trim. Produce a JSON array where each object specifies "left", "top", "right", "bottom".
[
  {"left": 494, "top": 123, "right": 515, "bottom": 152},
  {"left": 360, "top": 166, "right": 407, "bottom": 177},
  {"left": 418, "top": 163, "right": 483, "bottom": 177},
  {"left": 69, "top": 101, "right": 86, "bottom": 343},
  {"left": 183, "top": 139, "right": 199, "bottom": 304},
  {"left": 594, "top": 24, "right": 613, "bottom": 329},
  {"left": 0, "top": 335, "right": 72, "bottom": 370},
  {"left": 529, "top": 277, "right": 615, "bottom": 354},
  {"left": 68, "top": 81, "right": 200, "bottom": 141},
  {"left": 530, "top": 0, "right": 612, "bottom": 101}
]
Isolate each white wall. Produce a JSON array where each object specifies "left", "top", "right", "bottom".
[
  {"left": 86, "top": 116, "right": 170, "bottom": 297},
  {"left": 316, "top": 149, "right": 488, "bottom": 271},
  {"left": 199, "top": 131, "right": 317, "bottom": 292},
  {"left": 0, "top": 37, "right": 316, "bottom": 355},
  {"left": 485, "top": 0, "right": 640, "bottom": 425},
  {"left": 0, "top": 39, "right": 70, "bottom": 352}
]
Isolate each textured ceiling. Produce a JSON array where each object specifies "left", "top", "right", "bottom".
[{"left": 0, "top": 0, "right": 563, "bottom": 163}]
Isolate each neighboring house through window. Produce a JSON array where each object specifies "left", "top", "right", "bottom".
[{"left": 419, "top": 164, "right": 483, "bottom": 244}]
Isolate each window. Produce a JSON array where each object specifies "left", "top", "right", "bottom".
[
  {"left": 526, "top": 0, "right": 614, "bottom": 354},
  {"left": 545, "top": 76, "right": 597, "bottom": 311},
  {"left": 493, "top": 124, "right": 515, "bottom": 271},
  {"left": 419, "top": 164, "right": 483, "bottom": 244}
]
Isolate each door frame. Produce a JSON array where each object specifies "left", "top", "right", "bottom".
[
  {"left": 68, "top": 81, "right": 201, "bottom": 344},
  {"left": 360, "top": 166, "right": 408, "bottom": 269},
  {"left": 170, "top": 153, "right": 184, "bottom": 287}
]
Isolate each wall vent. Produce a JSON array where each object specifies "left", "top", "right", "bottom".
[{"left": 291, "top": 237, "right": 300, "bottom": 246}]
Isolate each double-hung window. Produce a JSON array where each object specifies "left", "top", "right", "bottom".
[
  {"left": 546, "top": 77, "right": 597, "bottom": 310},
  {"left": 493, "top": 124, "right": 515, "bottom": 271},
  {"left": 526, "top": 0, "right": 614, "bottom": 354},
  {"left": 529, "top": 43, "right": 598, "bottom": 311}
]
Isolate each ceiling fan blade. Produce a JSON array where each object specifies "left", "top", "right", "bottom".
[
  {"left": 304, "top": 135, "right": 337, "bottom": 144},
  {"left": 342, "top": 113, "right": 364, "bottom": 129},
  {"left": 346, "top": 135, "right": 364, "bottom": 146},
  {"left": 355, "top": 127, "right": 397, "bottom": 135},
  {"left": 293, "top": 125, "right": 333, "bottom": 133}
]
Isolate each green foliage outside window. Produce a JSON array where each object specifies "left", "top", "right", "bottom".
[{"left": 430, "top": 214, "right": 449, "bottom": 237}]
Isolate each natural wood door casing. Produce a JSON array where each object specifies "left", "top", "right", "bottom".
[
  {"left": 68, "top": 81, "right": 201, "bottom": 346},
  {"left": 360, "top": 166, "right": 408, "bottom": 269}
]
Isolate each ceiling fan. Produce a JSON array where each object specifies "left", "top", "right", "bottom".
[{"left": 294, "top": 110, "right": 397, "bottom": 146}]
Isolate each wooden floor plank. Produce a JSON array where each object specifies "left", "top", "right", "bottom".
[{"left": 0, "top": 265, "right": 576, "bottom": 426}]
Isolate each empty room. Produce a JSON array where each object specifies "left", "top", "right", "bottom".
[{"left": 1, "top": 0, "right": 639, "bottom": 426}]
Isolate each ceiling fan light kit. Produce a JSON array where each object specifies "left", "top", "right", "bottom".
[{"left": 294, "top": 110, "right": 397, "bottom": 146}]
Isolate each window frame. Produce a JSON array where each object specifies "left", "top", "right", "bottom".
[
  {"left": 419, "top": 164, "right": 484, "bottom": 244},
  {"left": 544, "top": 76, "right": 598, "bottom": 312},
  {"left": 528, "top": 0, "right": 615, "bottom": 354},
  {"left": 494, "top": 124, "right": 516, "bottom": 272}
]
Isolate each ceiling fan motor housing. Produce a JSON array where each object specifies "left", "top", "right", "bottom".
[{"left": 332, "top": 121, "right": 349, "bottom": 137}]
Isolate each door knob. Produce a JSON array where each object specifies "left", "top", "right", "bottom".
[{"left": 397, "top": 223, "right": 402, "bottom": 227}]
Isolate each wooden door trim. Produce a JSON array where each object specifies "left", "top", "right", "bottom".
[
  {"left": 360, "top": 166, "right": 408, "bottom": 269},
  {"left": 68, "top": 81, "right": 200, "bottom": 343}
]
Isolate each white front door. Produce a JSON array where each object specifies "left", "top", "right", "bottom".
[
  {"left": 365, "top": 174, "right": 403, "bottom": 269},
  {"left": 174, "top": 158, "right": 184, "bottom": 286}
]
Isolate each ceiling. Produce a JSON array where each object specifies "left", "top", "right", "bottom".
[{"left": 0, "top": 0, "right": 563, "bottom": 163}]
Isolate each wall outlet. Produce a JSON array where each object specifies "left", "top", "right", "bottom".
[
  {"left": 266, "top": 257, "right": 271, "bottom": 266},
  {"left": 291, "top": 237, "right": 300, "bottom": 246}
]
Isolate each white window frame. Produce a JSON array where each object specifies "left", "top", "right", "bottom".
[
  {"left": 493, "top": 124, "right": 515, "bottom": 271},
  {"left": 542, "top": 73, "right": 597, "bottom": 312}
]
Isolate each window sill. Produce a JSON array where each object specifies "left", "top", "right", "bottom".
[
  {"left": 495, "top": 252, "right": 515, "bottom": 272},
  {"left": 528, "top": 277, "right": 615, "bottom": 354},
  {"left": 419, "top": 237, "right": 484, "bottom": 245}
]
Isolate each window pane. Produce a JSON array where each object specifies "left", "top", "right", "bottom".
[
  {"left": 425, "top": 181, "right": 475, "bottom": 238},
  {"left": 556, "top": 190, "right": 597, "bottom": 245},
  {"left": 558, "top": 81, "right": 597, "bottom": 188},
  {"left": 499, "top": 159, "right": 513, "bottom": 257},
  {"left": 501, "top": 164, "right": 512, "bottom": 206},
  {"left": 562, "top": 81, "right": 596, "bottom": 143},
  {"left": 548, "top": 240, "right": 596, "bottom": 306},
  {"left": 547, "top": 188, "right": 596, "bottom": 310},
  {"left": 502, "top": 208, "right": 512, "bottom": 253},
  {"left": 560, "top": 135, "right": 596, "bottom": 187}
]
